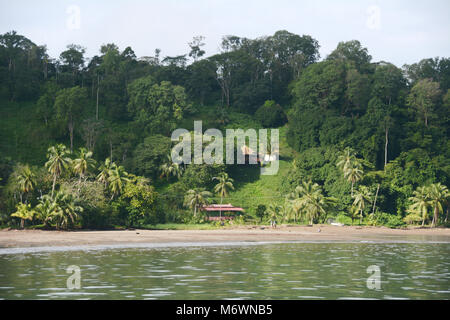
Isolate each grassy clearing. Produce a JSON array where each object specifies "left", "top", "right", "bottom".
[{"left": 225, "top": 125, "right": 297, "bottom": 214}]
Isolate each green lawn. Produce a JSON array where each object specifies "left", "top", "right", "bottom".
[{"left": 218, "top": 125, "right": 297, "bottom": 214}]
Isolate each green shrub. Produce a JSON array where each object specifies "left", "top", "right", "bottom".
[
  {"left": 336, "top": 213, "right": 352, "bottom": 225},
  {"left": 255, "top": 100, "right": 287, "bottom": 128},
  {"left": 403, "top": 213, "right": 423, "bottom": 225},
  {"left": 367, "top": 211, "right": 406, "bottom": 228}
]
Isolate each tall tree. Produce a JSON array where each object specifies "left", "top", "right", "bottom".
[
  {"left": 352, "top": 186, "right": 372, "bottom": 224},
  {"left": 50, "top": 191, "right": 83, "bottom": 230},
  {"left": 407, "top": 78, "right": 441, "bottom": 127},
  {"left": 213, "top": 172, "right": 234, "bottom": 219},
  {"left": 72, "top": 147, "right": 96, "bottom": 183},
  {"left": 96, "top": 158, "right": 114, "bottom": 188},
  {"left": 54, "top": 86, "right": 88, "bottom": 151},
  {"left": 14, "top": 164, "right": 36, "bottom": 203},
  {"left": 11, "top": 203, "right": 34, "bottom": 229},
  {"left": 408, "top": 186, "right": 431, "bottom": 226},
  {"left": 428, "top": 183, "right": 449, "bottom": 228},
  {"left": 108, "top": 164, "right": 129, "bottom": 199},
  {"left": 188, "top": 36, "right": 206, "bottom": 62},
  {"left": 59, "top": 44, "right": 85, "bottom": 85},
  {"left": 45, "top": 144, "right": 71, "bottom": 197},
  {"left": 184, "top": 189, "right": 212, "bottom": 217}
]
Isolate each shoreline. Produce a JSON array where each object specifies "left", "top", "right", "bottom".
[{"left": 1, "top": 225, "right": 450, "bottom": 250}]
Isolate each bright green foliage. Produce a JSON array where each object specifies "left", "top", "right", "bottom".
[
  {"left": 107, "top": 164, "right": 129, "bottom": 199},
  {"left": 45, "top": 144, "right": 71, "bottom": 197},
  {"left": 407, "top": 78, "right": 441, "bottom": 127},
  {"left": 212, "top": 172, "right": 234, "bottom": 218},
  {"left": 120, "top": 175, "right": 158, "bottom": 226},
  {"left": 34, "top": 195, "right": 57, "bottom": 228},
  {"left": 0, "top": 30, "right": 449, "bottom": 229},
  {"left": 159, "top": 154, "right": 183, "bottom": 180},
  {"left": 11, "top": 203, "right": 35, "bottom": 228},
  {"left": 290, "top": 180, "right": 336, "bottom": 225},
  {"left": 327, "top": 40, "right": 372, "bottom": 72},
  {"left": 72, "top": 148, "right": 96, "bottom": 181},
  {"left": 184, "top": 189, "right": 212, "bottom": 217},
  {"left": 14, "top": 164, "right": 36, "bottom": 199},
  {"left": 128, "top": 78, "right": 190, "bottom": 135},
  {"left": 352, "top": 186, "right": 373, "bottom": 224},
  {"left": 49, "top": 191, "right": 83, "bottom": 230},
  {"left": 97, "top": 158, "right": 113, "bottom": 187},
  {"left": 428, "top": 183, "right": 449, "bottom": 227},
  {"left": 408, "top": 186, "right": 431, "bottom": 226}
]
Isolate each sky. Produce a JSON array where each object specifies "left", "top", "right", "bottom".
[{"left": 0, "top": 0, "right": 449, "bottom": 67}]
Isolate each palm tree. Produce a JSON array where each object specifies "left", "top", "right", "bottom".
[
  {"left": 279, "top": 201, "right": 293, "bottom": 223},
  {"left": 337, "top": 148, "right": 364, "bottom": 197},
  {"left": 72, "top": 148, "right": 96, "bottom": 183},
  {"left": 159, "top": 154, "right": 183, "bottom": 180},
  {"left": 292, "top": 180, "right": 335, "bottom": 225},
  {"left": 97, "top": 158, "right": 114, "bottom": 188},
  {"left": 267, "top": 203, "right": 282, "bottom": 226},
  {"left": 344, "top": 163, "right": 364, "bottom": 197},
  {"left": 336, "top": 147, "right": 356, "bottom": 172},
  {"left": 45, "top": 144, "right": 71, "bottom": 197},
  {"left": 428, "top": 183, "right": 450, "bottom": 228},
  {"left": 349, "top": 206, "right": 360, "bottom": 226},
  {"left": 184, "top": 189, "right": 212, "bottom": 217},
  {"left": 35, "top": 195, "right": 58, "bottom": 228},
  {"left": 408, "top": 186, "right": 431, "bottom": 226},
  {"left": 108, "top": 165, "right": 129, "bottom": 199},
  {"left": 213, "top": 172, "right": 234, "bottom": 219},
  {"left": 15, "top": 165, "right": 36, "bottom": 203},
  {"left": 11, "top": 203, "right": 35, "bottom": 229},
  {"left": 50, "top": 191, "right": 83, "bottom": 230},
  {"left": 352, "top": 186, "right": 373, "bottom": 224}
]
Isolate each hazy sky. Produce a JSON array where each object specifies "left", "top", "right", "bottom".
[{"left": 1, "top": 0, "right": 449, "bottom": 66}]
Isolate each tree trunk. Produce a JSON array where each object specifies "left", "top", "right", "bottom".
[
  {"left": 96, "top": 74, "right": 100, "bottom": 121},
  {"left": 110, "top": 140, "right": 113, "bottom": 162},
  {"left": 51, "top": 174, "right": 57, "bottom": 198},
  {"left": 219, "top": 196, "right": 223, "bottom": 219},
  {"left": 445, "top": 207, "right": 449, "bottom": 223},
  {"left": 433, "top": 205, "right": 438, "bottom": 228},
  {"left": 351, "top": 181, "right": 354, "bottom": 197},
  {"left": 69, "top": 118, "right": 74, "bottom": 153},
  {"left": 384, "top": 126, "right": 389, "bottom": 169},
  {"left": 371, "top": 184, "right": 380, "bottom": 215}
]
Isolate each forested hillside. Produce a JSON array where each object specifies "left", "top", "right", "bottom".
[{"left": 0, "top": 30, "right": 448, "bottom": 229}]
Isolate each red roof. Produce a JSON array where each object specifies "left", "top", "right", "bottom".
[{"left": 201, "top": 204, "right": 244, "bottom": 212}]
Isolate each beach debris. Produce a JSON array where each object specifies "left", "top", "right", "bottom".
[{"left": 331, "top": 222, "right": 344, "bottom": 227}]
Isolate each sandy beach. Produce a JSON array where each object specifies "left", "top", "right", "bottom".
[{"left": 1, "top": 225, "right": 450, "bottom": 248}]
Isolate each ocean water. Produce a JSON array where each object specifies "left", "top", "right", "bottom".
[{"left": 0, "top": 242, "right": 449, "bottom": 300}]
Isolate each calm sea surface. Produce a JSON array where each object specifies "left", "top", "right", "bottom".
[{"left": 0, "top": 242, "right": 449, "bottom": 299}]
